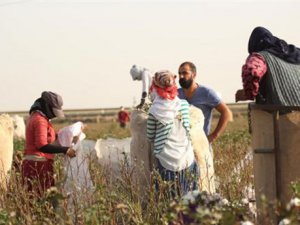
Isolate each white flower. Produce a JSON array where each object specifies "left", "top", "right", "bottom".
[
  {"left": 287, "top": 197, "right": 300, "bottom": 210},
  {"left": 182, "top": 190, "right": 200, "bottom": 204},
  {"left": 221, "top": 198, "right": 229, "bottom": 206},
  {"left": 290, "top": 197, "right": 300, "bottom": 207},
  {"left": 191, "top": 190, "right": 200, "bottom": 197},
  {"left": 241, "top": 198, "right": 249, "bottom": 205},
  {"left": 240, "top": 221, "right": 254, "bottom": 225},
  {"left": 46, "top": 186, "right": 58, "bottom": 195},
  {"left": 182, "top": 192, "right": 195, "bottom": 204},
  {"left": 279, "top": 218, "right": 291, "bottom": 225}
]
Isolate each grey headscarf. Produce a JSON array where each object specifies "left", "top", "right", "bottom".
[{"left": 30, "top": 91, "right": 64, "bottom": 119}]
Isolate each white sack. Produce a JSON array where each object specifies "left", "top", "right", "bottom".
[
  {"left": 57, "top": 122, "right": 94, "bottom": 196},
  {"left": 0, "top": 114, "right": 14, "bottom": 190},
  {"left": 94, "top": 137, "right": 131, "bottom": 178}
]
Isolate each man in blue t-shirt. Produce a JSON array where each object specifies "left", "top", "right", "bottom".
[{"left": 178, "top": 61, "right": 232, "bottom": 143}]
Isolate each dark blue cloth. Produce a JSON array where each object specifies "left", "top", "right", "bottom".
[
  {"left": 248, "top": 26, "right": 300, "bottom": 64},
  {"left": 155, "top": 160, "right": 199, "bottom": 198}
]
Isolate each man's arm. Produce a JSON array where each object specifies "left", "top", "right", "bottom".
[{"left": 208, "top": 102, "right": 232, "bottom": 143}]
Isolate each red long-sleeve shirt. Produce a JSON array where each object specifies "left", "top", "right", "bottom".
[
  {"left": 24, "top": 112, "right": 56, "bottom": 159},
  {"left": 118, "top": 111, "right": 130, "bottom": 124}
]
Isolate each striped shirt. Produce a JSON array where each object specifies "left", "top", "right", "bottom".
[{"left": 147, "top": 99, "right": 190, "bottom": 155}]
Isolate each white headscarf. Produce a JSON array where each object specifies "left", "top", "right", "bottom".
[{"left": 149, "top": 90, "right": 181, "bottom": 125}]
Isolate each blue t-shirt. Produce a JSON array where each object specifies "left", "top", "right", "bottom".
[{"left": 178, "top": 85, "right": 221, "bottom": 135}]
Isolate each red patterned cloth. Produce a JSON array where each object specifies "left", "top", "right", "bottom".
[
  {"left": 242, "top": 53, "right": 267, "bottom": 99},
  {"left": 150, "top": 83, "right": 178, "bottom": 100}
]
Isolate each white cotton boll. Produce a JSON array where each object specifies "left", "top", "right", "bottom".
[
  {"left": 241, "top": 198, "right": 249, "bottom": 205},
  {"left": 243, "top": 185, "right": 255, "bottom": 201},
  {"left": 286, "top": 197, "right": 300, "bottom": 211},
  {"left": 279, "top": 218, "right": 291, "bottom": 225},
  {"left": 221, "top": 198, "right": 229, "bottom": 206},
  {"left": 182, "top": 192, "right": 194, "bottom": 205},
  {"left": 240, "top": 221, "right": 254, "bottom": 225},
  {"left": 182, "top": 190, "right": 200, "bottom": 204},
  {"left": 191, "top": 190, "right": 200, "bottom": 198},
  {"left": 290, "top": 197, "right": 300, "bottom": 207}
]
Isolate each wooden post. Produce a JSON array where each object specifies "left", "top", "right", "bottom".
[{"left": 273, "top": 110, "right": 281, "bottom": 202}]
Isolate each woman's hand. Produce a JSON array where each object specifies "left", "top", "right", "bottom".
[{"left": 66, "top": 148, "right": 76, "bottom": 158}]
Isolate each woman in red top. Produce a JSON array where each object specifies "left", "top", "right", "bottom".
[
  {"left": 22, "top": 91, "right": 76, "bottom": 196},
  {"left": 118, "top": 107, "right": 130, "bottom": 128}
]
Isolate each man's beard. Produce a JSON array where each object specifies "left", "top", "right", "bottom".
[{"left": 179, "top": 78, "right": 193, "bottom": 89}]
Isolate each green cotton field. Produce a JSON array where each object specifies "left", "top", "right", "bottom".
[{"left": 2, "top": 105, "right": 299, "bottom": 225}]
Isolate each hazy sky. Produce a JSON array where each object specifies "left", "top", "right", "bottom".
[{"left": 0, "top": 0, "right": 299, "bottom": 111}]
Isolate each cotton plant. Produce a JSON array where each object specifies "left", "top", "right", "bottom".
[
  {"left": 182, "top": 190, "right": 200, "bottom": 205},
  {"left": 240, "top": 221, "right": 254, "bottom": 225},
  {"left": 278, "top": 197, "right": 300, "bottom": 224},
  {"left": 286, "top": 197, "right": 300, "bottom": 211},
  {"left": 279, "top": 218, "right": 291, "bottom": 225},
  {"left": 279, "top": 182, "right": 300, "bottom": 223},
  {"left": 164, "top": 191, "right": 255, "bottom": 224}
]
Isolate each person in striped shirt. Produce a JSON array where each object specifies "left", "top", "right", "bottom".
[{"left": 147, "top": 70, "right": 199, "bottom": 198}]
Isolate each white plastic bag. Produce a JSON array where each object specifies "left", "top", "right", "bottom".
[{"left": 57, "top": 122, "right": 93, "bottom": 197}]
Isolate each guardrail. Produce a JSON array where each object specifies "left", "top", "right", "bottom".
[{"left": 1, "top": 103, "right": 248, "bottom": 123}]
